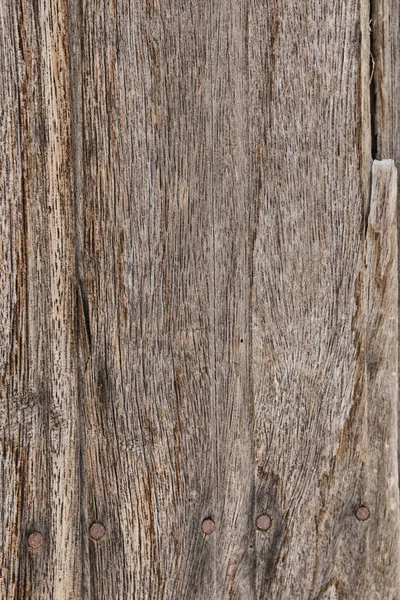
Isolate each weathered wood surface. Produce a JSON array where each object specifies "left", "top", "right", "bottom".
[
  {"left": 365, "top": 160, "right": 399, "bottom": 597},
  {"left": 371, "top": 0, "right": 400, "bottom": 162},
  {"left": 0, "top": 1, "right": 81, "bottom": 598},
  {"left": 251, "top": 0, "right": 371, "bottom": 594},
  {"left": 1, "top": 0, "right": 399, "bottom": 599}
]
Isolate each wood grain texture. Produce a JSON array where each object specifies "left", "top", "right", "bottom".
[
  {"left": 365, "top": 160, "right": 399, "bottom": 598},
  {"left": 370, "top": 0, "right": 400, "bottom": 491},
  {"left": 0, "top": 1, "right": 81, "bottom": 598},
  {"left": 75, "top": 0, "right": 255, "bottom": 597},
  {"left": 76, "top": 2, "right": 217, "bottom": 598},
  {"left": 1, "top": 0, "right": 399, "bottom": 598},
  {"left": 371, "top": 0, "right": 400, "bottom": 161},
  {"left": 250, "top": 1, "right": 394, "bottom": 597}
]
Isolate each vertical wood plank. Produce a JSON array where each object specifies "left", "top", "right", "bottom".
[
  {"left": 364, "top": 159, "right": 400, "bottom": 598},
  {"left": 211, "top": 1, "right": 255, "bottom": 597},
  {"left": 249, "top": 0, "right": 386, "bottom": 596},
  {"left": 76, "top": 0, "right": 256, "bottom": 596},
  {"left": 370, "top": 0, "right": 400, "bottom": 493},
  {"left": 77, "top": 1, "right": 217, "bottom": 597},
  {"left": 0, "top": 1, "right": 81, "bottom": 598},
  {"left": 371, "top": 0, "right": 400, "bottom": 161}
]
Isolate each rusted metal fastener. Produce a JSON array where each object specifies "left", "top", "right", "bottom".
[
  {"left": 256, "top": 514, "right": 272, "bottom": 531},
  {"left": 89, "top": 522, "right": 106, "bottom": 541},
  {"left": 355, "top": 506, "right": 370, "bottom": 521},
  {"left": 201, "top": 518, "right": 216, "bottom": 535},
  {"left": 27, "top": 532, "right": 44, "bottom": 549}
]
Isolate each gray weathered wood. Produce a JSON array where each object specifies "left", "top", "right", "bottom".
[
  {"left": 365, "top": 159, "right": 399, "bottom": 598},
  {"left": 250, "top": 1, "right": 398, "bottom": 597},
  {"left": 371, "top": 0, "right": 400, "bottom": 161},
  {"left": 0, "top": 1, "right": 81, "bottom": 598},
  {"left": 370, "top": 0, "right": 400, "bottom": 489},
  {"left": 75, "top": 0, "right": 255, "bottom": 597},
  {"left": 1, "top": 0, "right": 399, "bottom": 598},
  {"left": 75, "top": 1, "right": 217, "bottom": 596}
]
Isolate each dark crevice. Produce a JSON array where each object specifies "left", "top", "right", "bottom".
[
  {"left": 78, "top": 279, "right": 92, "bottom": 351},
  {"left": 369, "top": 0, "right": 379, "bottom": 160}
]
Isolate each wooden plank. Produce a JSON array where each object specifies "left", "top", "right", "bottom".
[
  {"left": 371, "top": 0, "right": 400, "bottom": 161},
  {"left": 249, "top": 0, "right": 399, "bottom": 597},
  {"left": 75, "top": 0, "right": 256, "bottom": 595},
  {"left": 370, "top": 0, "right": 400, "bottom": 492},
  {"left": 364, "top": 159, "right": 399, "bottom": 597},
  {"left": 0, "top": 1, "right": 81, "bottom": 598},
  {"left": 210, "top": 1, "right": 256, "bottom": 597}
]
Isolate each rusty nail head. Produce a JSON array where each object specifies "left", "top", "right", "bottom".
[
  {"left": 256, "top": 514, "right": 272, "bottom": 531},
  {"left": 89, "top": 522, "right": 106, "bottom": 540},
  {"left": 201, "top": 518, "right": 216, "bottom": 535},
  {"left": 355, "top": 506, "right": 370, "bottom": 522},
  {"left": 27, "top": 532, "right": 44, "bottom": 549}
]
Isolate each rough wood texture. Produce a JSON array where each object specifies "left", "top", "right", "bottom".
[
  {"left": 365, "top": 160, "right": 399, "bottom": 598},
  {"left": 371, "top": 0, "right": 400, "bottom": 161},
  {"left": 75, "top": 1, "right": 255, "bottom": 597},
  {"left": 250, "top": 1, "right": 378, "bottom": 596},
  {"left": 0, "top": 1, "right": 81, "bottom": 598},
  {"left": 76, "top": 2, "right": 218, "bottom": 597},
  {"left": 1, "top": 0, "right": 399, "bottom": 598},
  {"left": 370, "top": 0, "right": 400, "bottom": 485}
]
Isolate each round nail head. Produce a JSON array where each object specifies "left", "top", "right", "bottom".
[
  {"left": 89, "top": 522, "right": 106, "bottom": 540},
  {"left": 27, "top": 532, "right": 44, "bottom": 549},
  {"left": 355, "top": 506, "right": 370, "bottom": 522},
  {"left": 256, "top": 514, "right": 272, "bottom": 531},
  {"left": 201, "top": 518, "right": 216, "bottom": 535}
]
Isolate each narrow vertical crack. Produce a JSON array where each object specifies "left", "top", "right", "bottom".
[{"left": 369, "top": 0, "right": 379, "bottom": 159}]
